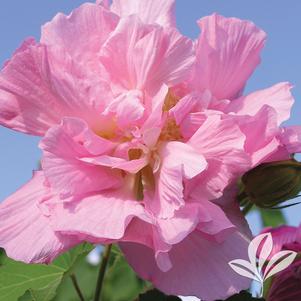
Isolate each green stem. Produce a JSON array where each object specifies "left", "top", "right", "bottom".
[
  {"left": 70, "top": 274, "right": 85, "bottom": 301},
  {"left": 93, "top": 244, "right": 112, "bottom": 301},
  {"left": 242, "top": 202, "right": 253, "bottom": 215}
]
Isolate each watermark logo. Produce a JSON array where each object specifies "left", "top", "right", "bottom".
[{"left": 229, "top": 233, "right": 297, "bottom": 296}]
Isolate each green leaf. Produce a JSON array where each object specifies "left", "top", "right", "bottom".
[
  {"left": 137, "top": 289, "right": 181, "bottom": 300},
  {"left": 0, "top": 243, "right": 94, "bottom": 301},
  {"left": 0, "top": 256, "right": 64, "bottom": 301},
  {"left": 54, "top": 245, "right": 148, "bottom": 301},
  {"left": 52, "top": 243, "right": 94, "bottom": 273},
  {"left": 28, "top": 277, "right": 63, "bottom": 301},
  {"left": 53, "top": 254, "right": 98, "bottom": 301},
  {"left": 101, "top": 247, "right": 148, "bottom": 301},
  {"left": 259, "top": 208, "right": 286, "bottom": 227}
]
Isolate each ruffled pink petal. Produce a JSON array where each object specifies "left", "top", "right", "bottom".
[
  {"left": 170, "top": 91, "right": 211, "bottom": 125},
  {"left": 40, "top": 117, "right": 122, "bottom": 199},
  {"left": 156, "top": 199, "right": 235, "bottom": 246},
  {"left": 189, "top": 114, "right": 246, "bottom": 157},
  {"left": 187, "top": 152, "right": 250, "bottom": 204},
  {"left": 192, "top": 13, "right": 266, "bottom": 100},
  {"left": 45, "top": 45, "right": 115, "bottom": 127},
  {"left": 187, "top": 115, "right": 250, "bottom": 201},
  {"left": 226, "top": 82, "right": 294, "bottom": 126},
  {"left": 121, "top": 230, "right": 250, "bottom": 301},
  {"left": 41, "top": 3, "right": 118, "bottom": 65},
  {"left": 221, "top": 198, "right": 253, "bottom": 238},
  {"left": 104, "top": 90, "right": 145, "bottom": 127},
  {"left": 280, "top": 126, "right": 301, "bottom": 154},
  {"left": 47, "top": 185, "right": 150, "bottom": 241},
  {"left": 161, "top": 141, "right": 208, "bottom": 179},
  {"left": 234, "top": 106, "right": 280, "bottom": 165},
  {"left": 196, "top": 199, "right": 236, "bottom": 243},
  {"left": 142, "top": 84, "right": 168, "bottom": 132},
  {"left": 100, "top": 16, "right": 194, "bottom": 95},
  {"left": 155, "top": 203, "right": 210, "bottom": 245},
  {"left": 147, "top": 142, "right": 207, "bottom": 218},
  {"left": 178, "top": 111, "right": 208, "bottom": 139},
  {"left": 110, "top": 0, "right": 176, "bottom": 27},
  {"left": 81, "top": 155, "right": 149, "bottom": 174},
  {"left": 261, "top": 225, "right": 301, "bottom": 256},
  {"left": 0, "top": 39, "right": 65, "bottom": 135},
  {"left": 0, "top": 172, "right": 77, "bottom": 263},
  {"left": 0, "top": 37, "right": 114, "bottom": 136}
]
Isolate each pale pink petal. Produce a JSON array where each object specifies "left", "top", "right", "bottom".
[
  {"left": 99, "top": 15, "right": 152, "bottom": 91},
  {"left": 234, "top": 106, "right": 280, "bottom": 165},
  {"left": 280, "top": 126, "right": 301, "bottom": 154},
  {"left": 0, "top": 4, "right": 118, "bottom": 136},
  {"left": 45, "top": 45, "right": 115, "bottom": 126},
  {"left": 221, "top": 198, "right": 253, "bottom": 238},
  {"left": 192, "top": 14, "right": 266, "bottom": 100},
  {"left": 139, "top": 27, "right": 195, "bottom": 93},
  {"left": 40, "top": 118, "right": 122, "bottom": 199},
  {"left": 226, "top": 83, "right": 294, "bottom": 126},
  {"left": 41, "top": 3, "right": 118, "bottom": 64},
  {"left": 156, "top": 203, "right": 210, "bottom": 245},
  {"left": 179, "top": 111, "right": 208, "bottom": 139},
  {"left": 187, "top": 152, "right": 250, "bottom": 203},
  {"left": 0, "top": 39, "right": 64, "bottom": 135},
  {"left": 81, "top": 155, "right": 148, "bottom": 174},
  {"left": 100, "top": 16, "right": 194, "bottom": 95},
  {"left": 147, "top": 142, "right": 207, "bottom": 218},
  {"left": 121, "top": 230, "right": 250, "bottom": 301},
  {"left": 189, "top": 114, "right": 246, "bottom": 157},
  {"left": 142, "top": 84, "right": 168, "bottom": 131},
  {"left": 111, "top": 0, "right": 176, "bottom": 27},
  {"left": 104, "top": 90, "right": 145, "bottom": 127},
  {"left": 157, "top": 199, "right": 235, "bottom": 246},
  {"left": 142, "top": 127, "right": 162, "bottom": 149},
  {"left": 187, "top": 115, "right": 250, "bottom": 201},
  {"left": 160, "top": 141, "right": 207, "bottom": 179},
  {"left": 0, "top": 38, "right": 114, "bottom": 135},
  {"left": 170, "top": 91, "right": 211, "bottom": 125},
  {"left": 196, "top": 199, "right": 236, "bottom": 243},
  {"left": 0, "top": 172, "right": 77, "bottom": 263},
  {"left": 120, "top": 218, "right": 155, "bottom": 249},
  {"left": 47, "top": 185, "right": 150, "bottom": 241}
]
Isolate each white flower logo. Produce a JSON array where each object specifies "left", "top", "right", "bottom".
[{"left": 229, "top": 233, "right": 297, "bottom": 296}]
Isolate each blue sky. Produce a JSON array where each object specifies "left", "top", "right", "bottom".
[{"left": 0, "top": 0, "right": 300, "bottom": 232}]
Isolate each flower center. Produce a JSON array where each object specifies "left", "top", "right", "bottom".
[
  {"left": 128, "top": 149, "right": 155, "bottom": 201},
  {"left": 160, "top": 90, "right": 182, "bottom": 141},
  {"left": 160, "top": 118, "right": 182, "bottom": 141},
  {"left": 163, "top": 90, "right": 179, "bottom": 111}
]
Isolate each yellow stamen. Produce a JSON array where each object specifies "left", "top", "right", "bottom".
[{"left": 163, "top": 90, "right": 179, "bottom": 111}]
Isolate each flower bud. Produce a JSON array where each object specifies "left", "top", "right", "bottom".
[{"left": 240, "top": 159, "right": 301, "bottom": 208}]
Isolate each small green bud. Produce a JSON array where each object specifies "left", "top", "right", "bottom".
[{"left": 240, "top": 159, "right": 301, "bottom": 208}]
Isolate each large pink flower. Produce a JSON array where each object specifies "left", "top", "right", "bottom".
[{"left": 0, "top": 1, "right": 300, "bottom": 300}]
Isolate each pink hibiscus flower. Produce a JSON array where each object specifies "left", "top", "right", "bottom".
[{"left": 0, "top": 1, "right": 300, "bottom": 300}]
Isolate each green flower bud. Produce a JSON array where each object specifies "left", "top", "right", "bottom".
[{"left": 240, "top": 159, "right": 301, "bottom": 208}]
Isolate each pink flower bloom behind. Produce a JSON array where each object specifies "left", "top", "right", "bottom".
[
  {"left": 261, "top": 225, "right": 301, "bottom": 301},
  {"left": 0, "top": 1, "right": 300, "bottom": 300}
]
